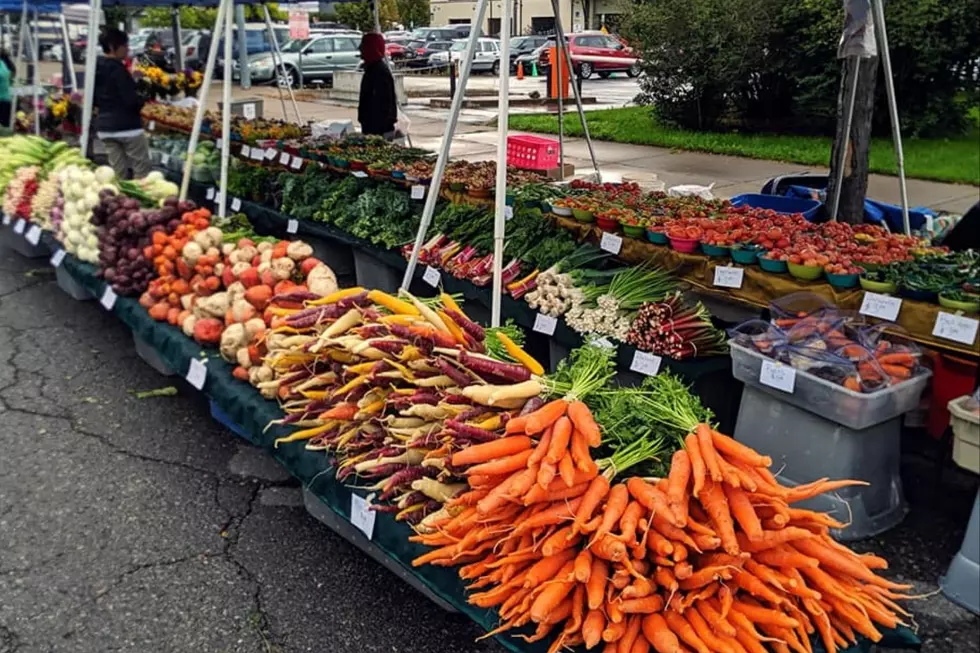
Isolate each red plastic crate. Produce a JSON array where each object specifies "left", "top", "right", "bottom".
[{"left": 506, "top": 134, "right": 559, "bottom": 171}]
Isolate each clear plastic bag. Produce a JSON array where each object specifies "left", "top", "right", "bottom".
[
  {"left": 784, "top": 311, "right": 848, "bottom": 345},
  {"left": 858, "top": 324, "right": 922, "bottom": 385},
  {"left": 769, "top": 291, "right": 836, "bottom": 328},
  {"left": 727, "top": 319, "right": 788, "bottom": 355},
  {"left": 776, "top": 344, "right": 857, "bottom": 387},
  {"left": 668, "top": 183, "right": 715, "bottom": 200},
  {"left": 832, "top": 342, "right": 889, "bottom": 393}
]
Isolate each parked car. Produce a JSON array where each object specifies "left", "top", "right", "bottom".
[
  {"left": 167, "top": 30, "right": 209, "bottom": 70},
  {"left": 386, "top": 38, "right": 412, "bottom": 61},
  {"left": 242, "top": 34, "right": 362, "bottom": 87},
  {"left": 411, "top": 25, "right": 472, "bottom": 42},
  {"left": 430, "top": 37, "right": 500, "bottom": 74},
  {"left": 514, "top": 41, "right": 549, "bottom": 73},
  {"left": 136, "top": 29, "right": 176, "bottom": 69},
  {"left": 508, "top": 35, "right": 548, "bottom": 71},
  {"left": 405, "top": 39, "right": 452, "bottom": 69},
  {"left": 219, "top": 24, "right": 291, "bottom": 78},
  {"left": 385, "top": 30, "right": 413, "bottom": 40},
  {"left": 537, "top": 31, "right": 639, "bottom": 79}
]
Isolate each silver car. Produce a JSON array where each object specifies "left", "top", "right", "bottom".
[
  {"left": 430, "top": 38, "right": 501, "bottom": 75},
  {"left": 245, "top": 34, "right": 362, "bottom": 87}
]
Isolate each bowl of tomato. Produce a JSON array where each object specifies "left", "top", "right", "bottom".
[
  {"left": 646, "top": 228, "right": 669, "bottom": 245},
  {"left": 668, "top": 236, "right": 700, "bottom": 253},
  {"left": 759, "top": 253, "right": 788, "bottom": 274},
  {"left": 788, "top": 261, "right": 824, "bottom": 281}
]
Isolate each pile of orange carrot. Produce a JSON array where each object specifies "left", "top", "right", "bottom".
[{"left": 412, "top": 399, "right": 913, "bottom": 653}]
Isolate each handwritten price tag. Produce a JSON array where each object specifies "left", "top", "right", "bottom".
[
  {"left": 422, "top": 265, "right": 441, "bottom": 287},
  {"left": 411, "top": 185, "right": 425, "bottom": 200},
  {"left": 12, "top": 218, "right": 25, "bottom": 235},
  {"left": 25, "top": 225, "right": 41, "bottom": 246},
  {"left": 600, "top": 232, "right": 623, "bottom": 255},
  {"left": 760, "top": 359, "right": 796, "bottom": 394},
  {"left": 932, "top": 312, "right": 979, "bottom": 346},
  {"left": 242, "top": 103, "right": 256, "bottom": 120},
  {"left": 290, "top": 157, "right": 303, "bottom": 170},
  {"left": 533, "top": 313, "right": 557, "bottom": 336},
  {"left": 251, "top": 148, "right": 265, "bottom": 162},
  {"left": 859, "top": 292, "right": 902, "bottom": 322},
  {"left": 713, "top": 266, "right": 744, "bottom": 289},
  {"left": 279, "top": 152, "right": 291, "bottom": 166},
  {"left": 231, "top": 198, "right": 242, "bottom": 212},
  {"left": 147, "top": 120, "right": 156, "bottom": 131},
  {"left": 351, "top": 170, "right": 368, "bottom": 178},
  {"left": 350, "top": 493, "right": 376, "bottom": 539},
  {"left": 265, "top": 148, "right": 278, "bottom": 160},
  {"left": 2, "top": 213, "right": 10, "bottom": 226},
  {"left": 241, "top": 145, "right": 251, "bottom": 158},
  {"left": 100, "top": 286, "right": 117, "bottom": 311},
  {"left": 186, "top": 358, "right": 207, "bottom": 391},
  {"left": 630, "top": 350, "right": 662, "bottom": 377},
  {"left": 505, "top": 206, "right": 514, "bottom": 220},
  {"left": 206, "top": 187, "right": 216, "bottom": 200},
  {"left": 160, "top": 153, "right": 170, "bottom": 166},
  {"left": 286, "top": 219, "right": 299, "bottom": 234},
  {"left": 49, "top": 249, "right": 66, "bottom": 268},
  {"left": 216, "top": 138, "right": 223, "bottom": 149}
]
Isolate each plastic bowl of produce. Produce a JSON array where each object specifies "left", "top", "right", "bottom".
[
  {"left": 759, "top": 256, "right": 788, "bottom": 274},
  {"left": 938, "top": 293, "right": 980, "bottom": 314},
  {"left": 333, "top": 158, "right": 349, "bottom": 169},
  {"left": 788, "top": 262, "right": 824, "bottom": 281},
  {"left": 859, "top": 276, "right": 897, "bottom": 293},
  {"left": 391, "top": 170, "right": 405, "bottom": 179},
  {"left": 574, "top": 208, "right": 596, "bottom": 223},
  {"left": 731, "top": 247, "right": 760, "bottom": 265},
  {"left": 595, "top": 215, "right": 618, "bottom": 231},
  {"left": 622, "top": 223, "right": 645, "bottom": 238},
  {"left": 899, "top": 286, "right": 938, "bottom": 303},
  {"left": 669, "top": 236, "right": 700, "bottom": 254},
  {"left": 552, "top": 204, "right": 573, "bottom": 217},
  {"left": 449, "top": 182, "right": 466, "bottom": 192},
  {"left": 826, "top": 271, "right": 859, "bottom": 289},
  {"left": 646, "top": 229, "right": 669, "bottom": 245},
  {"left": 701, "top": 243, "right": 730, "bottom": 258}
]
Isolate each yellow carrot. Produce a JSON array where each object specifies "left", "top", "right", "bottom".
[
  {"left": 306, "top": 286, "right": 366, "bottom": 306},
  {"left": 273, "top": 420, "right": 337, "bottom": 448},
  {"left": 440, "top": 292, "right": 463, "bottom": 314},
  {"left": 367, "top": 290, "right": 420, "bottom": 315},
  {"left": 495, "top": 332, "right": 545, "bottom": 376},
  {"left": 438, "top": 310, "right": 469, "bottom": 346}
]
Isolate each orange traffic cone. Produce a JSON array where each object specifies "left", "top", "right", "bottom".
[{"left": 517, "top": 61, "right": 524, "bottom": 80}]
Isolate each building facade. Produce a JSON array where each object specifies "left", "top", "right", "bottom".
[{"left": 428, "top": 0, "right": 624, "bottom": 37}]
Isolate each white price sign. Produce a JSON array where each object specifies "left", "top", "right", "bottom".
[
  {"left": 505, "top": 205, "right": 514, "bottom": 220},
  {"left": 12, "top": 218, "right": 25, "bottom": 234},
  {"left": 147, "top": 120, "right": 156, "bottom": 131},
  {"left": 290, "top": 157, "right": 303, "bottom": 170},
  {"left": 186, "top": 358, "right": 208, "bottom": 391},
  {"left": 206, "top": 187, "right": 216, "bottom": 200},
  {"left": 49, "top": 249, "right": 66, "bottom": 268},
  {"left": 351, "top": 170, "right": 368, "bottom": 178},
  {"left": 410, "top": 185, "right": 425, "bottom": 200},
  {"left": 242, "top": 103, "right": 256, "bottom": 120},
  {"left": 99, "top": 286, "right": 117, "bottom": 311},
  {"left": 760, "top": 359, "right": 796, "bottom": 394},
  {"left": 161, "top": 153, "right": 170, "bottom": 166},
  {"left": 713, "top": 266, "right": 744, "bottom": 289},
  {"left": 250, "top": 148, "right": 265, "bottom": 162},
  {"left": 630, "top": 350, "right": 662, "bottom": 377},
  {"left": 213, "top": 191, "right": 223, "bottom": 205},
  {"left": 600, "top": 232, "right": 623, "bottom": 255},
  {"left": 25, "top": 225, "right": 41, "bottom": 245},
  {"left": 859, "top": 292, "right": 902, "bottom": 322},
  {"left": 932, "top": 312, "right": 979, "bottom": 346},
  {"left": 231, "top": 198, "right": 242, "bottom": 212},
  {"left": 422, "top": 265, "right": 441, "bottom": 287},
  {"left": 533, "top": 312, "right": 557, "bottom": 336},
  {"left": 286, "top": 219, "right": 299, "bottom": 234},
  {"left": 2, "top": 213, "right": 10, "bottom": 225},
  {"left": 279, "top": 152, "right": 292, "bottom": 166},
  {"left": 241, "top": 145, "right": 251, "bottom": 158},
  {"left": 216, "top": 138, "right": 223, "bottom": 149},
  {"left": 350, "top": 493, "right": 376, "bottom": 539},
  {"left": 265, "top": 148, "right": 278, "bottom": 160}
]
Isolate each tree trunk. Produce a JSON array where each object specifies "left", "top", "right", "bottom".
[{"left": 827, "top": 55, "right": 878, "bottom": 225}]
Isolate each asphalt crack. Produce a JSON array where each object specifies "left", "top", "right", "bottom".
[{"left": 0, "top": 623, "right": 22, "bottom": 653}]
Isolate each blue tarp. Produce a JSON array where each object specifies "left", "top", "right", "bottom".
[{"left": 782, "top": 185, "right": 934, "bottom": 233}]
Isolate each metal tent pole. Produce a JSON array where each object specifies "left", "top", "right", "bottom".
[
  {"left": 218, "top": 2, "right": 233, "bottom": 219},
  {"left": 871, "top": 0, "right": 910, "bottom": 235},
  {"left": 59, "top": 14, "right": 78, "bottom": 91},
  {"left": 491, "top": 0, "right": 512, "bottom": 327},
  {"left": 373, "top": 0, "right": 381, "bottom": 33},
  {"left": 31, "top": 7, "right": 39, "bottom": 136},
  {"left": 79, "top": 0, "right": 102, "bottom": 156},
  {"left": 828, "top": 57, "right": 860, "bottom": 222},
  {"left": 171, "top": 7, "right": 184, "bottom": 72},
  {"left": 550, "top": 0, "right": 601, "bottom": 179},
  {"left": 235, "top": 4, "right": 250, "bottom": 89},
  {"left": 401, "top": 0, "right": 492, "bottom": 289},
  {"left": 555, "top": 35, "right": 564, "bottom": 179},
  {"left": 9, "top": 0, "right": 26, "bottom": 130},
  {"left": 263, "top": 5, "right": 301, "bottom": 124},
  {"left": 179, "top": 0, "right": 229, "bottom": 200}
]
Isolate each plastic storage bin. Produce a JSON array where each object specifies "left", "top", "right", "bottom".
[
  {"left": 133, "top": 334, "right": 174, "bottom": 376},
  {"left": 949, "top": 395, "right": 980, "bottom": 474},
  {"left": 729, "top": 341, "right": 931, "bottom": 431},
  {"left": 55, "top": 265, "right": 94, "bottom": 300},
  {"left": 729, "top": 193, "right": 821, "bottom": 221},
  {"left": 0, "top": 227, "right": 49, "bottom": 259},
  {"left": 506, "top": 134, "right": 559, "bottom": 171},
  {"left": 941, "top": 490, "right": 980, "bottom": 615},
  {"left": 209, "top": 399, "right": 260, "bottom": 445}
]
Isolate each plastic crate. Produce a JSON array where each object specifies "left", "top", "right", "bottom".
[
  {"left": 729, "top": 193, "right": 821, "bottom": 221},
  {"left": 506, "top": 134, "right": 559, "bottom": 171},
  {"left": 133, "top": 334, "right": 174, "bottom": 377},
  {"left": 949, "top": 395, "right": 980, "bottom": 474},
  {"left": 729, "top": 340, "right": 931, "bottom": 431},
  {"left": 55, "top": 265, "right": 93, "bottom": 300}
]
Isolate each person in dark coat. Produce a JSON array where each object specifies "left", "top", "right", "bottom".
[
  {"left": 357, "top": 33, "right": 397, "bottom": 137},
  {"left": 93, "top": 28, "right": 152, "bottom": 179}
]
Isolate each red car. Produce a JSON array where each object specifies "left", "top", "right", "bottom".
[
  {"left": 538, "top": 32, "right": 640, "bottom": 79},
  {"left": 386, "top": 39, "right": 410, "bottom": 61}
]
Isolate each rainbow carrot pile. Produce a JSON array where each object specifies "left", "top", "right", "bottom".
[{"left": 412, "top": 400, "right": 914, "bottom": 653}]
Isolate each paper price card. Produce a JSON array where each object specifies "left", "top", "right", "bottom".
[
  {"left": 216, "top": 138, "right": 223, "bottom": 149},
  {"left": 279, "top": 152, "right": 291, "bottom": 166},
  {"left": 411, "top": 185, "right": 425, "bottom": 200},
  {"left": 242, "top": 103, "right": 256, "bottom": 120},
  {"left": 2, "top": 213, "right": 10, "bottom": 225},
  {"left": 713, "top": 266, "right": 744, "bottom": 289},
  {"left": 350, "top": 493, "right": 376, "bottom": 539},
  {"left": 206, "top": 187, "right": 216, "bottom": 200},
  {"left": 859, "top": 292, "right": 902, "bottom": 322},
  {"left": 241, "top": 145, "right": 251, "bottom": 158},
  {"left": 25, "top": 225, "right": 41, "bottom": 245},
  {"left": 100, "top": 286, "right": 118, "bottom": 311},
  {"left": 50, "top": 249, "right": 66, "bottom": 268},
  {"left": 251, "top": 148, "right": 265, "bottom": 162},
  {"left": 351, "top": 170, "right": 368, "bottom": 178},
  {"left": 186, "top": 358, "right": 207, "bottom": 391},
  {"left": 600, "top": 232, "right": 623, "bottom": 255},
  {"left": 422, "top": 265, "right": 441, "bottom": 287},
  {"left": 161, "top": 153, "right": 170, "bottom": 166},
  {"left": 148, "top": 120, "right": 156, "bottom": 131},
  {"left": 231, "top": 198, "right": 242, "bottom": 212},
  {"left": 932, "top": 312, "right": 979, "bottom": 346},
  {"left": 760, "top": 359, "right": 795, "bottom": 393},
  {"left": 505, "top": 206, "right": 514, "bottom": 220},
  {"left": 286, "top": 219, "right": 299, "bottom": 234},
  {"left": 630, "top": 351, "right": 662, "bottom": 377},
  {"left": 290, "top": 156, "right": 303, "bottom": 170},
  {"left": 265, "top": 148, "right": 278, "bottom": 160},
  {"left": 13, "top": 218, "right": 25, "bottom": 234},
  {"left": 533, "top": 313, "right": 557, "bottom": 336}
]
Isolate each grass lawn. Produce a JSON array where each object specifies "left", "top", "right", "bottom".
[{"left": 507, "top": 107, "right": 980, "bottom": 186}]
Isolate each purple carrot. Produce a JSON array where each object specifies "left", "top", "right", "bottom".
[
  {"left": 370, "top": 504, "right": 401, "bottom": 513},
  {"left": 434, "top": 358, "right": 473, "bottom": 387},
  {"left": 519, "top": 396, "right": 545, "bottom": 416},
  {"left": 446, "top": 420, "right": 500, "bottom": 442},
  {"left": 443, "top": 394, "right": 472, "bottom": 405},
  {"left": 369, "top": 339, "right": 409, "bottom": 355},
  {"left": 444, "top": 308, "right": 485, "bottom": 341},
  {"left": 459, "top": 351, "right": 531, "bottom": 383},
  {"left": 271, "top": 290, "right": 320, "bottom": 304},
  {"left": 356, "top": 324, "right": 390, "bottom": 339},
  {"left": 454, "top": 406, "right": 486, "bottom": 423}
]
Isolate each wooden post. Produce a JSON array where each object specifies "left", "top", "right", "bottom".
[{"left": 827, "top": 55, "right": 879, "bottom": 225}]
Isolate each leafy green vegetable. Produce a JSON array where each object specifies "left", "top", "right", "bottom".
[{"left": 485, "top": 320, "right": 525, "bottom": 362}]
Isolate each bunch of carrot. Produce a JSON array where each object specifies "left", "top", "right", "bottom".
[{"left": 412, "top": 403, "right": 913, "bottom": 653}]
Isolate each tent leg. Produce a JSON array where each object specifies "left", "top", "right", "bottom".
[
  {"left": 59, "top": 14, "right": 77, "bottom": 92},
  {"left": 171, "top": 8, "right": 184, "bottom": 72},
  {"left": 79, "top": 0, "right": 102, "bottom": 155},
  {"left": 179, "top": 0, "right": 229, "bottom": 200},
  {"left": 401, "top": 0, "right": 492, "bottom": 289},
  {"left": 9, "top": 0, "right": 26, "bottom": 131},
  {"left": 218, "top": 1, "right": 233, "bottom": 219},
  {"left": 31, "top": 8, "right": 40, "bottom": 136},
  {"left": 551, "top": 0, "right": 601, "bottom": 180},
  {"left": 871, "top": 0, "right": 910, "bottom": 235},
  {"left": 828, "top": 56, "right": 860, "bottom": 222},
  {"left": 264, "top": 5, "right": 301, "bottom": 124},
  {"left": 491, "top": 0, "right": 513, "bottom": 327}
]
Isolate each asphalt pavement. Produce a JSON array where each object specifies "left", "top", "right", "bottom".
[{"left": 0, "top": 247, "right": 978, "bottom": 653}]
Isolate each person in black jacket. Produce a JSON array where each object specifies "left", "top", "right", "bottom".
[
  {"left": 357, "top": 33, "right": 397, "bottom": 137},
  {"left": 94, "top": 28, "right": 152, "bottom": 179}
]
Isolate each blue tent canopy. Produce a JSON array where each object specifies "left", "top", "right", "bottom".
[{"left": 0, "top": 1, "right": 62, "bottom": 11}]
